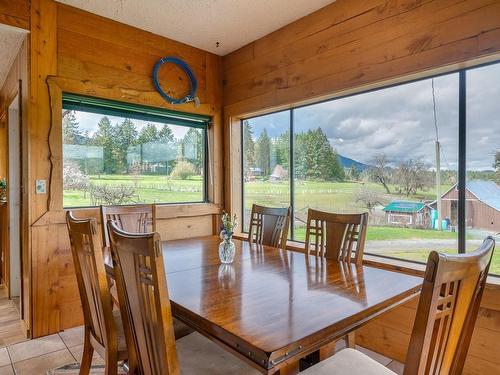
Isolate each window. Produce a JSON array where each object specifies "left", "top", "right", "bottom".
[
  {"left": 242, "top": 111, "right": 290, "bottom": 232},
  {"left": 241, "top": 61, "right": 500, "bottom": 274},
  {"left": 62, "top": 94, "right": 208, "bottom": 207},
  {"left": 466, "top": 63, "right": 500, "bottom": 274}
]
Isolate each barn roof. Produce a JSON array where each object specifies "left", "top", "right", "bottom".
[
  {"left": 383, "top": 201, "right": 425, "bottom": 213},
  {"left": 467, "top": 180, "right": 500, "bottom": 212}
]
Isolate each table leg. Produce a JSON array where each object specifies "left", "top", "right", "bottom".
[
  {"left": 278, "top": 361, "right": 299, "bottom": 375},
  {"left": 319, "top": 341, "right": 336, "bottom": 360}
]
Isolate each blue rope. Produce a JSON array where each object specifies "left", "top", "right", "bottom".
[{"left": 152, "top": 57, "right": 199, "bottom": 105}]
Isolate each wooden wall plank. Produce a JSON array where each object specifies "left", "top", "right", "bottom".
[{"left": 0, "top": 0, "right": 30, "bottom": 30}]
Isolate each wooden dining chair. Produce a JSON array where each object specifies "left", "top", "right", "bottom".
[
  {"left": 301, "top": 236, "right": 495, "bottom": 375},
  {"left": 100, "top": 204, "right": 156, "bottom": 249},
  {"left": 248, "top": 204, "right": 291, "bottom": 250},
  {"left": 304, "top": 209, "right": 368, "bottom": 264},
  {"left": 101, "top": 203, "right": 193, "bottom": 340},
  {"left": 66, "top": 211, "right": 128, "bottom": 375},
  {"left": 303, "top": 209, "right": 368, "bottom": 358},
  {"left": 107, "top": 221, "right": 260, "bottom": 374}
]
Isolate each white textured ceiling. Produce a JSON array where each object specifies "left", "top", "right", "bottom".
[
  {"left": 56, "top": 0, "right": 335, "bottom": 55},
  {"left": 0, "top": 24, "right": 26, "bottom": 90}
]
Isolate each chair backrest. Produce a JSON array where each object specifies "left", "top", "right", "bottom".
[
  {"left": 404, "top": 237, "right": 495, "bottom": 375},
  {"left": 304, "top": 209, "right": 368, "bottom": 264},
  {"left": 107, "top": 221, "right": 179, "bottom": 375},
  {"left": 66, "top": 211, "right": 116, "bottom": 351},
  {"left": 248, "top": 204, "right": 290, "bottom": 250},
  {"left": 100, "top": 204, "right": 156, "bottom": 248}
]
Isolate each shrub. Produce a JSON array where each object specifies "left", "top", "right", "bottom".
[
  {"left": 87, "top": 183, "right": 136, "bottom": 206},
  {"left": 171, "top": 160, "right": 196, "bottom": 180},
  {"left": 63, "top": 162, "right": 89, "bottom": 190}
]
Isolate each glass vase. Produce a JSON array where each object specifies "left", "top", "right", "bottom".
[{"left": 219, "top": 238, "right": 235, "bottom": 264}]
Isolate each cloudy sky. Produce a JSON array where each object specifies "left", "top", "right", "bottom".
[{"left": 247, "top": 63, "right": 500, "bottom": 171}]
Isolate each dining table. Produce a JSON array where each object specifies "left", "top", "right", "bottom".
[{"left": 104, "top": 235, "right": 422, "bottom": 374}]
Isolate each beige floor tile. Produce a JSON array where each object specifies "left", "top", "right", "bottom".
[
  {"left": 59, "top": 326, "right": 84, "bottom": 348},
  {"left": 0, "top": 365, "right": 13, "bottom": 375},
  {"left": 13, "top": 349, "right": 75, "bottom": 375},
  {"left": 357, "top": 346, "right": 392, "bottom": 366},
  {"left": 8, "top": 334, "right": 66, "bottom": 363},
  {"left": 0, "top": 348, "right": 10, "bottom": 367},
  {"left": 68, "top": 344, "right": 104, "bottom": 366},
  {"left": 387, "top": 360, "right": 404, "bottom": 374}
]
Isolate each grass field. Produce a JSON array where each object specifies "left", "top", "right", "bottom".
[{"left": 63, "top": 175, "right": 499, "bottom": 274}]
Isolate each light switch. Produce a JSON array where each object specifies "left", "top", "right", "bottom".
[{"left": 35, "top": 180, "right": 47, "bottom": 194}]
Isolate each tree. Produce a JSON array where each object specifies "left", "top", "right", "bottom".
[
  {"left": 294, "top": 128, "right": 344, "bottom": 181},
  {"left": 159, "top": 124, "right": 174, "bottom": 143},
  {"left": 181, "top": 128, "right": 203, "bottom": 173},
  {"left": 355, "top": 189, "right": 385, "bottom": 214},
  {"left": 137, "top": 123, "right": 159, "bottom": 144},
  {"left": 114, "top": 118, "right": 138, "bottom": 173},
  {"left": 394, "top": 159, "right": 432, "bottom": 196},
  {"left": 274, "top": 131, "right": 290, "bottom": 171},
  {"left": 349, "top": 164, "right": 361, "bottom": 181},
  {"left": 62, "top": 110, "right": 82, "bottom": 145},
  {"left": 242, "top": 121, "right": 256, "bottom": 177},
  {"left": 370, "top": 153, "right": 392, "bottom": 194},
  {"left": 91, "top": 116, "right": 116, "bottom": 174},
  {"left": 255, "top": 129, "right": 271, "bottom": 177}
]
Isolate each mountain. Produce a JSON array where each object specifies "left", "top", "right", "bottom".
[{"left": 337, "top": 155, "right": 369, "bottom": 171}]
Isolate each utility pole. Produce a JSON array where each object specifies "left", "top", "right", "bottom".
[
  {"left": 432, "top": 79, "right": 442, "bottom": 231},
  {"left": 436, "top": 141, "right": 442, "bottom": 231}
]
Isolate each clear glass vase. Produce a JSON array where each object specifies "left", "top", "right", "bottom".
[{"left": 219, "top": 238, "right": 235, "bottom": 264}]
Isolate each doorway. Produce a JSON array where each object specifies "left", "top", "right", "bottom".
[{"left": 8, "top": 94, "right": 21, "bottom": 306}]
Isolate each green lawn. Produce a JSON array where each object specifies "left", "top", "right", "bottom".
[{"left": 64, "top": 174, "right": 204, "bottom": 207}]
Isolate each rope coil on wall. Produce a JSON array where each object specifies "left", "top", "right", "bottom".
[{"left": 152, "top": 57, "right": 200, "bottom": 107}]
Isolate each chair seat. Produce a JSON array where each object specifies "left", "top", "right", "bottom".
[
  {"left": 176, "top": 332, "right": 261, "bottom": 374},
  {"left": 301, "top": 348, "right": 396, "bottom": 375}
]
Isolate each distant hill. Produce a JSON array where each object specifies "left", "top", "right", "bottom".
[{"left": 337, "top": 155, "right": 369, "bottom": 171}]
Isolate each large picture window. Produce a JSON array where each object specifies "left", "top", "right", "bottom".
[
  {"left": 241, "top": 62, "right": 500, "bottom": 274},
  {"left": 62, "top": 95, "right": 208, "bottom": 207}
]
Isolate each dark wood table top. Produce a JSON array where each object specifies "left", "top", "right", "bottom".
[
  {"left": 153, "top": 236, "right": 422, "bottom": 373},
  {"left": 104, "top": 236, "right": 422, "bottom": 372}
]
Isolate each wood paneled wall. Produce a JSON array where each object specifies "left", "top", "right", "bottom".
[
  {"left": 222, "top": 1, "right": 500, "bottom": 374},
  {"left": 0, "top": 0, "right": 29, "bottom": 30},
  {"left": 27, "top": 0, "right": 223, "bottom": 337},
  {"left": 223, "top": 0, "right": 500, "bottom": 117}
]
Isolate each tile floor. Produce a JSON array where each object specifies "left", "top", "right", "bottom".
[{"left": 0, "top": 324, "right": 405, "bottom": 374}]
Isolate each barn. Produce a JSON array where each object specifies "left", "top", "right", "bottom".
[
  {"left": 436, "top": 181, "right": 500, "bottom": 232},
  {"left": 383, "top": 200, "right": 432, "bottom": 228}
]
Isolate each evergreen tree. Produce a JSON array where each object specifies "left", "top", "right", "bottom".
[
  {"left": 62, "top": 110, "right": 82, "bottom": 144},
  {"left": 494, "top": 151, "right": 500, "bottom": 183},
  {"left": 274, "top": 131, "right": 290, "bottom": 170},
  {"left": 182, "top": 128, "right": 203, "bottom": 173},
  {"left": 91, "top": 116, "right": 116, "bottom": 174},
  {"left": 137, "top": 123, "right": 159, "bottom": 144},
  {"left": 294, "top": 128, "right": 344, "bottom": 181},
  {"left": 242, "top": 121, "right": 255, "bottom": 176},
  {"left": 349, "top": 164, "right": 360, "bottom": 181},
  {"left": 114, "top": 118, "right": 138, "bottom": 173},
  {"left": 159, "top": 124, "right": 175, "bottom": 143},
  {"left": 255, "top": 129, "right": 271, "bottom": 177}
]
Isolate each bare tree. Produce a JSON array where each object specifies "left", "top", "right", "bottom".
[
  {"left": 88, "top": 184, "right": 137, "bottom": 206},
  {"left": 355, "top": 189, "right": 386, "bottom": 214},
  {"left": 394, "top": 159, "right": 432, "bottom": 196},
  {"left": 370, "top": 153, "right": 392, "bottom": 194}
]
